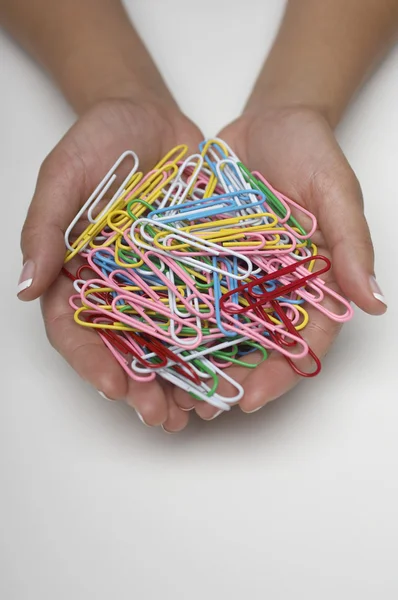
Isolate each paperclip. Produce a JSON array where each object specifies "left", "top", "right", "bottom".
[
  {"left": 158, "top": 358, "right": 244, "bottom": 411},
  {"left": 130, "top": 218, "right": 254, "bottom": 280},
  {"left": 220, "top": 255, "right": 331, "bottom": 314},
  {"left": 64, "top": 151, "right": 139, "bottom": 260},
  {"left": 61, "top": 139, "right": 355, "bottom": 408}
]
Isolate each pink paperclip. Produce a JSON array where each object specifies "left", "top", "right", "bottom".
[
  {"left": 118, "top": 234, "right": 216, "bottom": 318},
  {"left": 262, "top": 254, "right": 353, "bottom": 323},
  {"left": 253, "top": 171, "right": 317, "bottom": 240},
  {"left": 222, "top": 230, "right": 298, "bottom": 255},
  {"left": 113, "top": 294, "right": 203, "bottom": 349},
  {"left": 96, "top": 325, "right": 156, "bottom": 383},
  {"left": 79, "top": 279, "right": 203, "bottom": 349},
  {"left": 100, "top": 333, "right": 155, "bottom": 382},
  {"left": 207, "top": 312, "right": 309, "bottom": 360},
  {"left": 252, "top": 256, "right": 325, "bottom": 304},
  {"left": 86, "top": 248, "right": 183, "bottom": 315}
]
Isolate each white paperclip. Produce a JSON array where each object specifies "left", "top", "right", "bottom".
[
  {"left": 130, "top": 335, "right": 249, "bottom": 376},
  {"left": 65, "top": 150, "right": 139, "bottom": 252},
  {"left": 155, "top": 154, "right": 204, "bottom": 215},
  {"left": 158, "top": 359, "right": 244, "bottom": 411},
  {"left": 130, "top": 218, "right": 253, "bottom": 280}
]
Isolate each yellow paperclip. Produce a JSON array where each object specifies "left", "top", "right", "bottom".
[{"left": 153, "top": 145, "right": 188, "bottom": 170}]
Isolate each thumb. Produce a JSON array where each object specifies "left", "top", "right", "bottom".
[
  {"left": 18, "top": 148, "right": 85, "bottom": 301},
  {"left": 312, "top": 166, "right": 387, "bottom": 316}
]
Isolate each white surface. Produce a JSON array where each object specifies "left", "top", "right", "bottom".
[{"left": 1, "top": 1, "right": 398, "bottom": 598}]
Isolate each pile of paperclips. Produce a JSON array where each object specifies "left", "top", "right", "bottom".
[{"left": 62, "top": 139, "right": 353, "bottom": 411}]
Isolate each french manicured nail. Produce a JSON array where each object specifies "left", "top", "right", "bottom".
[
  {"left": 241, "top": 405, "right": 263, "bottom": 414},
  {"left": 369, "top": 276, "right": 387, "bottom": 306},
  {"left": 135, "top": 409, "right": 150, "bottom": 427},
  {"left": 180, "top": 406, "right": 195, "bottom": 412},
  {"left": 161, "top": 425, "right": 176, "bottom": 434},
  {"left": 17, "top": 261, "right": 35, "bottom": 295},
  {"left": 98, "top": 391, "right": 113, "bottom": 401},
  {"left": 204, "top": 409, "right": 223, "bottom": 421}
]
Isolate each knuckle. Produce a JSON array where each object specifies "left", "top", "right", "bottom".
[
  {"left": 306, "top": 319, "right": 341, "bottom": 350},
  {"left": 20, "top": 221, "right": 41, "bottom": 251},
  {"left": 37, "top": 152, "right": 54, "bottom": 179},
  {"left": 310, "top": 163, "right": 364, "bottom": 210},
  {"left": 354, "top": 236, "right": 375, "bottom": 260},
  {"left": 38, "top": 141, "right": 87, "bottom": 194},
  {"left": 97, "top": 371, "right": 127, "bottom": 402}
]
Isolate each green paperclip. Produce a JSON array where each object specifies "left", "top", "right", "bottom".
[
  {"left": 118, "top": 248, "right": 141, "bottom": 264},
  {"left": 127, "top": 198, "right": 155, "bottom": 222},
  {"left": 239, "top": 163, "right": 311, "bottom": 244},
  {"left": 212, "top": 341, "right": 267, "bottom": 368},
  {"left": 179, "top": 353, "right": 219, "bottom": 401}
]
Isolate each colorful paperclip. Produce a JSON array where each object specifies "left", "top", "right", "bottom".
[{"left": 62, "top": 139, "right": 354, "bottom": 412}]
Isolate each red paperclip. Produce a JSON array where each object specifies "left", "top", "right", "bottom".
[
  {"left": 220, "top": 255, "right": 331, "bottom": 315},
  {"left": 144, "top": 336, "right": 201, "bottom": 385},
  {"left": 83, "top": 314, "right": 137, "bottom": 355},
  {"left": 62, "top": 266, "right": 111, "bottom": 304},
  {"left": 62, "top": 267, "right": 77, "bottom": 282},
  {"left": 87, "top": 315, "right": 201, "bottom": 385},
  {"left": 240, "top": 292, "right": 321, "bottom": 377},
  {"left": 270, "top": 301, "right": 321, "bottom": 377}
]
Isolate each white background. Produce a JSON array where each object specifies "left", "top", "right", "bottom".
[{"left": 1, "top": 1, "right": 398, "bottom": 598}]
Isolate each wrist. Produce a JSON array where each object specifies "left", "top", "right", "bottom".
[
  {"left": 243, "top": 0, "right": 398, "bottom": 131},
  {"left": 58, "top": 40, "right": 177, "bottom": 115},
  {"left": 244, "top": 81, "right": 340, "bottom": 130},
  {"left": 33, "top": 0, "right": 178, "bottom": 115}
]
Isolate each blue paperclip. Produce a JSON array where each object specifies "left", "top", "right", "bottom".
[
  {"left": 276, "top": 296, "right": 305, "bottom": 305},
  {"left": 147, "top": 189, "right": 267, "bottom": 223},
  {"left": 199, "top": 139, "right": 230, "bottom": 177},
  {"left": 212, "top": 256, "right": 240, "bottom": 337}
]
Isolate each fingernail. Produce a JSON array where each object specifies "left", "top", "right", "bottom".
[
  {"left": 369, "top": 276, "right": 387, "bottom": 307},
  {"left": 203, "top": 409, "right": 223, "bottom": 421},
  {"left": 241, "top": 405, "right": 263, "bottom": 414},
  {"left": 135, "top": 409, "right": 150, "bottom": 427},
  {"left": 98, "top": 391, "right": 113, "bottom": 401},
  {"left": 180, "top": 406, "right": 195, "bottom": 412},
  {"left": 17, "top": 260, "right": 35, "bottom": 295},
  {"left": 161, "top": 425, "right": 176, "bottom": 434}
]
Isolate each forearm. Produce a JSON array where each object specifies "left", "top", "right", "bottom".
[
  {"left": 0, "top": 0, "right": 176, "bottom": 114},
  {"left": 246, "top": 0, "right": 398, "bottom": 127}
]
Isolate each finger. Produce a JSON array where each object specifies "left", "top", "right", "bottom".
[
  {"left": 172, "top": 383, "right": 221, "bottom": 420},
  {"left": 18, "top": 142, "right": 89, "bottom": 300},
  {"left": 195, "top": 347, "right": 268, "bottom": 419},
  {"left": 42, "top": 274, "right": 129, "bottom": 400},
  {"left": 43, "top": 272, "right": 169, "bottom": 424},
  {"left": 171, "top": 385, "right": 198, "bottom": 412},
  {"left": 310, "top": 165, "right": 387, "bottom": 315},
  {"left": 161, "top": 394, "right": 190, "bottom": 433},
  {"left": 125, "top": 377, "right": 169, "bottom": 427},
  {"left": 171, "top": 348, "right": 264, "bottom": 420},
  {"left": 195, "top": 402, "right": 224, "bottom": 421},
  {"left": 17, "top": 101, "right": 159, "bottom": 302}
]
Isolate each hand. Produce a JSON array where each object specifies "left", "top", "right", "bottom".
[
  {"left": 217, "top": 106, "right": 386, "bottom": 413},
  {"left": 173, "top": 106, "right": 387, "bottom": 419},
  {"left": 18, "top": 97, "right": 203, "bottom": 432}
]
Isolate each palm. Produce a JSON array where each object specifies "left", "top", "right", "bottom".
[
  {"left": 174, "top": 108, "right": 347, "bottom": 417},
  {"left": 40, "top": 99, "right": 203, "bottom": 429},
  {"left": 217, "top": 109, "right": 350, "bottom": 411}
]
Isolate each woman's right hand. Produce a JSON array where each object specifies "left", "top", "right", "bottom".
[{"left": 18, "top": 96, "right": 203, "bottom": 432}]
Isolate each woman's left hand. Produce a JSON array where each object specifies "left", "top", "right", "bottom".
[{"left": 174, "top": 106, "right": 387, "bottom": 418}]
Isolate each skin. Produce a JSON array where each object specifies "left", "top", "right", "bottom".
[{"left": 2, "top": 0, "right": 396, "bottom": 430}]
